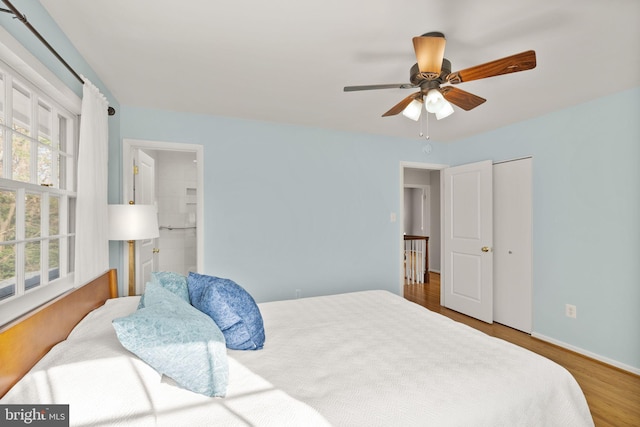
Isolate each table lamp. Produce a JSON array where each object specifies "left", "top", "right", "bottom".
[{"left": 108, "top": 203, "right": 159, "bottom": 296}]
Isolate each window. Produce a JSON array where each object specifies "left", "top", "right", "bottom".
[{"left": 0, "top": 60, "right": 77, "bottom": 305}]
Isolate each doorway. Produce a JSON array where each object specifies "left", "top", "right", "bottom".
[
  {"left": 402, "top": 158, "right": 533, "bottom": 332},
  {"left": 122, "top": 139, "right": 204, "bottom": 293},
  {"left": 400, "top": 162, "right": 447, "bottom": 298}
]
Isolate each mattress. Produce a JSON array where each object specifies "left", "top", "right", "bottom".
[{"left": 1, "top": 290, "right": 594, "bottom": 426}]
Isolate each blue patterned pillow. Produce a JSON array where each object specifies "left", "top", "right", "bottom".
[
  {"left": 138, "top": 271, "right": 189, "bottom": 308},
  {"left": 187, "top": 272, "right": 265, "bottom": 350},
  {"left": 113, "top": 283, "right": 228, "bottom": 397}
]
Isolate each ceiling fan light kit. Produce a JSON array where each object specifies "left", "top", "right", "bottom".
[
  {"left": 344, "top": 31, "right": 536, "bottom": 131},
  {"left": 400, "top": 91, "right": 454, "bottom": 122},
  {"left": 434, "top": 98, "right": 454, "bottom": 120},
  {"left": 402, "top": 99, "right": 423, "bottom": 121},
  {"left": 424, "top": 89, "right": 454, "bottom": 120}
]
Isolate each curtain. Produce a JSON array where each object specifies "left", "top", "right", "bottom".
[{"left": 74, "top": 78, "right": 109, "bottom": 286}]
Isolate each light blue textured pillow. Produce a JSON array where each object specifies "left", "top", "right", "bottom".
[
  {"left": 138, "top": 271, "right": 189, "bottom": 308},
  {"left": 187, "top": 272, "right": 265, "bottom": 350},
  {"left": 113, "top": 283, "right": 228, "bottom": 397}
]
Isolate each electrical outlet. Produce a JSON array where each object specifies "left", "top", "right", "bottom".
[
  {"left": 565, "top": 304, "right": 577, "bottom": 319},
  {"left": 295, "top": 289, "right": 301, "bottom": 299}
]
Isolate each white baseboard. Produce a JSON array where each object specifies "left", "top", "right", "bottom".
[{"left": 531, "top": 333, "right": 640, "bottom": 376}]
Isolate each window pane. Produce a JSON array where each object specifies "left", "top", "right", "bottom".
[
  {"left": 38, "top": 102, "right": 52, "bottom": 145},
  {"left": 50, "top": 195, "right": 59, "bottom": 235},
  {"left": 58, "top": 152, "right": 66, "bottom": 190},
  {"left": 58, "top": 115, "right": 67, "bottom": 153},
  {"left": 68, "top": 196, "right": 76, "bottom": 234},
  {"left": 37, "top": 145, "right": 53, "bottom": 185},
  {"left": 25, "top": 241, "right": 40, "bottom": 290},
  {"left": 12, "top": 85, "right": 31, "bottom": 136},
  {"left": 58, "top": 115, "right": 68, "bottom": 190},
  {"left": 68, "top": 235, "right": 75, "bottom": 273},
  {"left": 0, "top": 244, "right": 16, "bottom": 301},
  {"left": 0, "top": 128, "right": 3, "bottom": 178},
  {"left": 48, "top": 238, "right": 59, "bottom": 281},
  {"left": 12, "top": 133, "right": 30, "bottom": 182},
  {"left": 0, "top": 74, "right": 4, "bottom": 125},
  {"left": 0, "top": 189, "right": 16, "bottom": 242},
  {"left": 68, "top": 197, "right": 75, "bottom": 274},
  {"left": 25, "top": 193, "right": 41, "bottom": 239}
]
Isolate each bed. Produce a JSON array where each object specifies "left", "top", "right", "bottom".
[{"left": 0, "top": 269, "right": 594, "bottom": 426}]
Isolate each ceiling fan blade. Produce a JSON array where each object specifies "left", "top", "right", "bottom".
[
  {"left": 412, "top": 34, "right": 446, "bottom": 74},
  {"left": 447, "top": 50, "right": 536, "bottom": 84},
  {"left": 344, "top": 83, "right": 415, "bottom": 92},
  {"left": 382, "top": 92, "right": 421, "bottom": 117},
  {"left": 440, "top": 86, "right": 486, "bottom": 111}
]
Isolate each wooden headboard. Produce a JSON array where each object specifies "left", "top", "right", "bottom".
[{"left": 0, "top": 269, "right": 118, "bottom": 398}]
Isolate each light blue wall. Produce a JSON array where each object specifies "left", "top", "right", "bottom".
[
  {"left": 121, "top": 107, "right": 446, "bottom": 301},
  {"left": 447, "top": 87, "right": 640, "bottom": 370}
]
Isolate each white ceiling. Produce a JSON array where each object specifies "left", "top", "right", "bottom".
[{"left": 40, "top": 0, "right": 640, "bottom": 142}]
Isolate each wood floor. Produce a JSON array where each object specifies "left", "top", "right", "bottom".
[{"left": 404, "top": 272, "right": 640, "bottom": 427}]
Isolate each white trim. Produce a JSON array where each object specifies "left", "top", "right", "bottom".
[
  {"left": 399, "top": 161, "right": 448, "bottom": 296},
  {"left": 532, "top": 332, "right": 640, "bottom": 375},
  {"left": 493, "top": 156, "right": 533, "bottom": 165},
  {"left": 122, "top": 139, "right": 204, "bottom": 288},
  {"left": 0, "top": 26, "right": 81, "bottom": 115},
  {"left": 400, "top": 161, "right": 448, "bottom": 171},
  {"left": 0, "top": 274, "right": 75, "bottom": 327}
]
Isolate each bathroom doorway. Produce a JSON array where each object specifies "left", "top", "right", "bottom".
[{"left": 122, "top": 139, "right": 204, "bottom": 290}]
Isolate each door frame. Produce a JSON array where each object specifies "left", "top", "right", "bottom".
[
  {"left": 399, "top": 161, "right": 448, "bottom": 299},
  {"left": 122, "top": 138, "right": 205, "bottom": 292},
  {"left": 133, "top": 148, "right": 158, "bottom": 295}
]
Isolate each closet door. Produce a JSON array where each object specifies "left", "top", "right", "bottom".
[{"left": 493, "top": 158, "right": 532, "bottom": 333}]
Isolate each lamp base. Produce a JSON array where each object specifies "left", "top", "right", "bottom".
[{"left": 128, "top": 240, "right": 136, "bottom": 296}]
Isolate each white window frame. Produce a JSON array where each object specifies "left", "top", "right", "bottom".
[{"left": 0, "top": 26, "right": 81, "bottom": 327}]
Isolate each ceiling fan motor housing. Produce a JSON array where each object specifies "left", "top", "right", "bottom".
[{"left": 410, "top": 58, "right": 452, "bottom": 90}]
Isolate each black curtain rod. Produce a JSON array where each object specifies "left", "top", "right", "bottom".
[{"left": 1, "top": 0, "right": 115, "bottom": 116}]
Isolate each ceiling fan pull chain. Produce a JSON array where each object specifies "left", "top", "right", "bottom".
[
  {"left": 419, "top": 110, "right": 430, "bottom": 140},
  {"left": 426, "top": 113, "right": 430, "bottom": 139}
]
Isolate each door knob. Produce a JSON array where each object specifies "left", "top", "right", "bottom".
[
  {"left": 481, "top": 246, "right": 491, "bottom": 253},
  {"left": 152, "top": 248, "right": 160, "bottom": 254}
]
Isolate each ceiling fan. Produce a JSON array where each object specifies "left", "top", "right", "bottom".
[{"left": 344, "top": 32, "right": 536, "bottom": 121}]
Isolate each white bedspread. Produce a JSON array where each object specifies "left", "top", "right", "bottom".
[{"left": 1, "top": 290, "right": 593, "bottom": 426}]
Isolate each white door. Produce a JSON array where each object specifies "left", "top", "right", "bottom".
[
  {"left": 493, "top": 158, "right": 532, "bottom": 332},
  {"left": 134, "top": 149, "right": 158, "bottom": 294},
  {"left": 443, "top": 160, "right": 493, "bottom": 323}
]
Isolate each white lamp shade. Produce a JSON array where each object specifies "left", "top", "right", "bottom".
[
  {"left": 108, "top": 204, "right": 159, "bottom": 241},
  {"left": 401, "top": 99, "right": 423, "bottom": 121},
  {"left": 424, "top": 89, "right": 447, "bottom": 113},
  {"left": 435, "top": 101, "right": 454, "bottom": 120}
]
